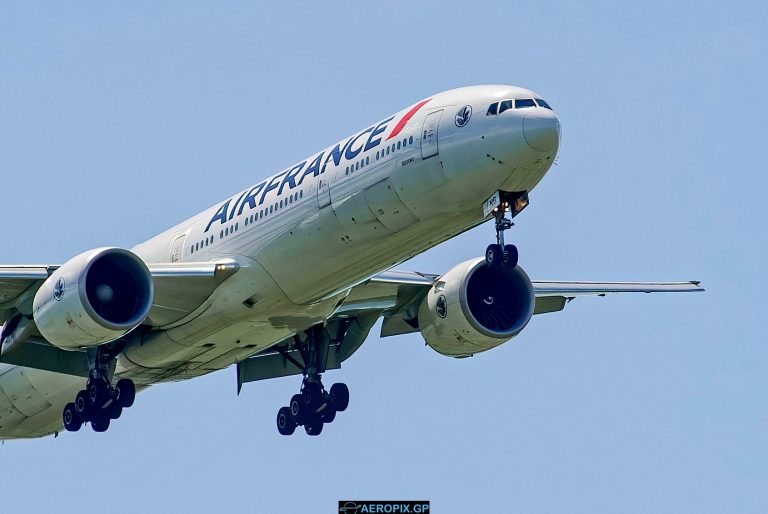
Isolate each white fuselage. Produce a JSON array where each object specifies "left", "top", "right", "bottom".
[{"left": 0, "top": 85, "right": 560, "bottom": 438}]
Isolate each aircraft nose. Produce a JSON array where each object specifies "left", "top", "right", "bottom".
[{"left": 523, "top": 111, "right": 560, "bottom": 152}]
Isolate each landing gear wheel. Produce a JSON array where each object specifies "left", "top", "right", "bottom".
[
  {"left": 289, "top": 394, "right": 304, "bottom": 423},
  {"left": 304, "top": 415, "right": 323, "bottom": 436},
  {"left": 88, "top": 378, "right": 110, "bottom": 408},
  {"left": 485, "top": 244, "right": 502, "bottom": 268},
  {"left": 105, "top": 402, "right": 123, "bottom": 420},
  {"left": 63, "top": 403, "right": 82, "bottom": 432},
  {"left": 91, "top": 414, "right": 110, "bottom": 433},
  {"left": 302, "top": 381, "right": 323, "bottom": 411},
  {"left": 503, "top": 244, "right": 519, "bottom": 269},
  {"left": 115, "top": 378, "right": 136, "bottom": 408},
  {"left": 277, "top": 406, "right": 296, "bottom": 435},
  {"left": 330, "top": 383, "right": 349, "bottom": 412},
  {"left": 321, "top": 407, "right": 336, "bottom": 423},
  {"left": 75, "top": 390, "right": 91, "bottom": 422}
]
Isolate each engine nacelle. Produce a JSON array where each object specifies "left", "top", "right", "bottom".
[
  {"left": 418, "top": 258, "right": 535, "bottom": 357},
  {"left": 33, "top": 248, "right": 154, "bottom": 350}
]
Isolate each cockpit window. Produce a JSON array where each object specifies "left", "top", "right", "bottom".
[
  {"left": 499, "top": 100, "right": 513, "bottom": 114},
  {"left": 515, "top": 99, "right": 536, "bottom": 109},
  {"left": 487, "top": 97, "right": 552, "bottom": 115}
]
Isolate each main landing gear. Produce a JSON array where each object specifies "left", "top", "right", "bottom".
[
  {"left": 276, "top": 379, "right": 349, "bottom": 436},
  {"left": 485, "top": 200, "right": 519, "bottom": 270},
  {"left": 62, "top": 347, "right": 136, "bottom": 433},
  {"left": 275, "top": 325, "right": 349, "bottom": 436}
]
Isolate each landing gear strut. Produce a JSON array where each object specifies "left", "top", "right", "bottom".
[
  {"left": 486, "top": 201, "right": 519, "bottom": 270},
  {"left": 276, "top": 325, "right": 349, "bottom": 436},
  {"left": 62, "top": 346, "right": 136, "bottom": 433}
]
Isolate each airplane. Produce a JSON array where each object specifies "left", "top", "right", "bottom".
[{"left": 0, "top": 85, "right": 703, "bottom": 439}]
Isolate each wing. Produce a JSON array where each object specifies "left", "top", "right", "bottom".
[
  {"left": 0, "top": 266, "right": 51, "bottom": 325},
  {"left": 345, "top": 272, "right": 704, "bottom": 336},
  {"left": 235, "top": 270, "right": 703, "bottom": 386},
  {"left": 0, "top": 260, "right": 240, "bottom": 328},
  {"left": 528, "top": 280, "right": 704, "bottom": 315}
]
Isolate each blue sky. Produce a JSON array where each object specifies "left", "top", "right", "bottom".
[{"left": 1, "top": 2, "right": 766, "bottom": 512}]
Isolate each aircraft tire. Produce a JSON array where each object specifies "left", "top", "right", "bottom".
[
  {"left": 330, "top": 383, "right": 349, "bottom": 412},
  {"left": 277, "top": 407, "right": 296, "bottom": 435},
  {"left": 88, "top": 378, "right": 110, "bottom": 408},
  {"left": 105, "top": 402, "right": 123, "bottom": 420},
  {"left": 63, "top": 403, "right": 82, "bottom": 432},
  {"left": 304, "top": 415, "right": 323, "bottom": 436},
  {"left": 485, "top": 244, "right": 502, "bottom": 268},
  {"left": 302, "top": 382, "right": 323, "bottom": 411},
  {"left": 75, "top": 390, "right": 92, "bottom": 422},
  {"left": 91, "top": 414, "right": 110, "bottom": 433},
  {"left": 290, "top": 394, "right": 304, "bottom": 423},
  {"left": 503, "top": 244, "right": 519, "bottom": 269},
  {"left": 321, "top": 407, "right": 336, "bottom": 423},
  {"left": 116, "top": 378, "right": 136, "bottom": 408}
]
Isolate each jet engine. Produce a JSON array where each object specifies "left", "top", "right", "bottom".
[
  {"left": 418, "top": 258, "right": 535, "bottom": 357},
  {"left": 33, "top": 248, "right": 154, "bottom": 349}
]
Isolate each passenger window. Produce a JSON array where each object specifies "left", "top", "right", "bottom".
[
  {"left": 365, "top": 156, "right": 369, "bottom": 165},
  {"left": 409, "top": 135, "right": 413, "bottom": 145},
  {"left": 487, "top": 102, "right": 499, "bottom": 115},
  {"left": 386, "top": 147, "right": 390, "bottom": 155},
  {"left": 397, "top": 141, "right": 401, "bottom": 150},
  {"left": 499, "top": 100, "right": 513, "bottom": 113},
  {"left": 516, "top": 99, "right": 536, "bottom": 108}
]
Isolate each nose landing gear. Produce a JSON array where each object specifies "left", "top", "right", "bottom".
[{"left": 485, "top": 202, "right": 519, "bottom": 269}]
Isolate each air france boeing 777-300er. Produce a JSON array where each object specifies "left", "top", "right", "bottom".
[{"left": 0, "top": 85, "right": 702, "bottom": 438}]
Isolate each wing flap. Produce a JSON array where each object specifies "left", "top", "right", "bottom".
[{"left": 532, "top": 281, "right": 703, "bottom": 297}]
